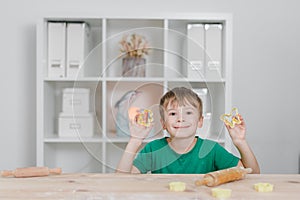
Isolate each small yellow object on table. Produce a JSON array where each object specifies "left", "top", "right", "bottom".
[
  {"left": 254, "top": 183, "right": 274, "bottom": 192},
  {"left": 169, "top": 181, "right": 186, "bottom": 192},
  {"left": 211, "top": 188, "right": 232, "bottom": 198}
]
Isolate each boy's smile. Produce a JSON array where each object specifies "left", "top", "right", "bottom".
[{"left": 162, "top": 102, "right": 203, "bottom": 138}]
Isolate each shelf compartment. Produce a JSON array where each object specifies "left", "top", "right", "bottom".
[
  {"left": 166, "top": 19, "right": 225, "bottom": 81},
  {"left": 106, "top": 81, "right": 164, "bottom": 138},
  {"left": 44, "top": 81, "right": 102, "bottom": 138},
  {"left": 44, "top": 143, "right": 103, "bottom": 173},
  {"left": 105, "top": 19, "right": 164, "bottom": 78},
  {"left": 43, "top": 18, "right": 103, "bottom": 79},
  {"left": 105, "top": 143, "right": 127, "bottom": 173}
]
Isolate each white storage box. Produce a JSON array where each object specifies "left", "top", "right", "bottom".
[
  {"left": 58, "top": 112, "right": 94, "bottom": 137},
  {"left": 62, "top": 88, "right": 90, "bottom": 114}
]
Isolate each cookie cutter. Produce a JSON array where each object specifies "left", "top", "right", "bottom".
[
  {"left": 136, "top": 109, "right": 153, "bottom": 127},
  {"left": 220, "top": 107, "right": 241, "bottom": 128}
]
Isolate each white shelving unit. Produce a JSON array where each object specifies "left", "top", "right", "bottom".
[{"left": 36, "top": 14, "right": 233, "bottom": 173}]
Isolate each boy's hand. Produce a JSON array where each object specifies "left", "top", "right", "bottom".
[{"left": 225, "top": 114, "right": 246, "bottom": 145}]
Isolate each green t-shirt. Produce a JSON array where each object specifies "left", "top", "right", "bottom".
[{"left": 133, "top": 137, "right": 239, "bottom": 174}]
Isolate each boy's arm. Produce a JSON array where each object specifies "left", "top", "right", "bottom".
[
  {"left": 226, "top": 114, "right": 260, "bottom": 174},
  {"left": 115, "top": 138, "right": 143, "bottom": 173},
  {"left": 115, "top": 120, "right": 153, "bottom": 173}
]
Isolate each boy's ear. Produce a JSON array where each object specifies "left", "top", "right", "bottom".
[
  {"left": 160, "top": 118, "right": 166, "bottom": 129},
  {"left": 198, "top": 116, "right": 204, "bottom": 128}
]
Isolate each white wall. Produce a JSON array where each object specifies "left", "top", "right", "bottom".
[{"left": 0, "top": 0, "right": 299, "bottom": 173}]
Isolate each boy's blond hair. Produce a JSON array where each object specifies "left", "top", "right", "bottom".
[{"left": 159, "top": 87, "right": 203, "bottom": 120}]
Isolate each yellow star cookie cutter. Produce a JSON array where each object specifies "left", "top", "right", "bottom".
[
  {"left": 136, "top": 109, "right": 153, "bottom": 127},
  {"left": 220, "top": 107, "right": 241, "bottom": 128}
]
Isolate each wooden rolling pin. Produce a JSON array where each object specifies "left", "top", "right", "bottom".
[
  {"left": 195, "top": 167, "right": 252, "bottom": 187},
  {"left": 1, "top": 167, "right": 62, "bottom": 178}
]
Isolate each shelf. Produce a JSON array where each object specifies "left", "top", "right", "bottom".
[
  {"left": 105, "top": 132, "right": 164, "bottom": 143},
  {"left": 104, "top": 77, "right": 165, "bottom": 82},
  {"left": 44, "top": 135, "right": 103, "bottom": 143},
  {"left": 37, "top": 14, "right": 232, "bottom": 173},
  {"left": 44, "top": 77, "right": 104, "bottom": 82}
]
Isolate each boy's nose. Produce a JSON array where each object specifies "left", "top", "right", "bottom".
[
  {"left": 177, "top": 112, "right": 184, "bottom": 122},
  {"left": 177, "top": 118, "right": 184, "bottom": 122}
]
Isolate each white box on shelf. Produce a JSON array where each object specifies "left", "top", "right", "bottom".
[
  {"left": 205, "top": 24, "right": 222, "bottom": 80},
  {"left": 58, "top": 112, "right": 94, "bottom": 137},
  {"left": 48, "top": 22, "right": 66, "bottom": 78},
  {"left": 66, "top": 22, "right": 91, "bottom": 78},
  {"left": 187, "top": 24, "right": 205, "bottom": 79},
  {"left": 62, "top": 88, "right": 90, "bottom": 114}
]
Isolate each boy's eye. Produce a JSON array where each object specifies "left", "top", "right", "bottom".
[
  {"left": 168, "top": 112, "right": 176, "bottom": 116},
  {"left": 186, "top": 111, "right": 193, "bottom": 115}
]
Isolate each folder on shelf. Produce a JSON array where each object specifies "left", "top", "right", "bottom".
[
  {"left": 66, "top": 22, "right": 91, "bottom": 78},
  {"left": 205, "top": 24, "right": 223, "bottom": 80},
  {"left": 48, "top": 22, "right": 66, "bottom": 78},
  {"left": 187, "top": 24, "right": 205, "bottom": 79}
]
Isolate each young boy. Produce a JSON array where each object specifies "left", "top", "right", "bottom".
[{"left": 116, "top": 87, "right": 260, "bottom": 174}]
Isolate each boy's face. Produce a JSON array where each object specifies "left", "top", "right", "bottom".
[{"left": 161, "top": 101, "right": 203, "bottom": 138}]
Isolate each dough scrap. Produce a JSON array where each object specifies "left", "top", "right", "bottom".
[
  {"left": 169, "top": 181, "right": 186, "bottom": 192},
  {"left": 254, "top": 183, "right": 274, "bottom": 192},
  {"left": 211, "top": 188, "right": 232, "bottom": 198}
]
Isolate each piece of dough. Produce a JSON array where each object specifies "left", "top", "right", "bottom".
[
  {"left": 254, "top": 183, "right": 274, "bottom": 192},
  {"left": 211, "top": 188, "right": 232, "bottom": 198},
  {"left": 169, "top": 181, "right": 186, "bottom": 192}
]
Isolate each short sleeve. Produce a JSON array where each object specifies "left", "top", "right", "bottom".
[
  {"left": 133, "top": 144, "right": 152, "bottom": 174},
  {"left": 214, "top": 143, "right": 239, "bottom": 170}
]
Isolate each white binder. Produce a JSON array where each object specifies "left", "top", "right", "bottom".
[
  {"left": 187, "top": 24, "right": 205, "bottom": 79},
  {"left": 48, "top": 22, "right": 66, "bottom": 78},
  {"left": 205, "top": 24, "right": 223, "bottom": 80},
  {"left": 66, "top": 23, "right": 90, "bottom": 78}
]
